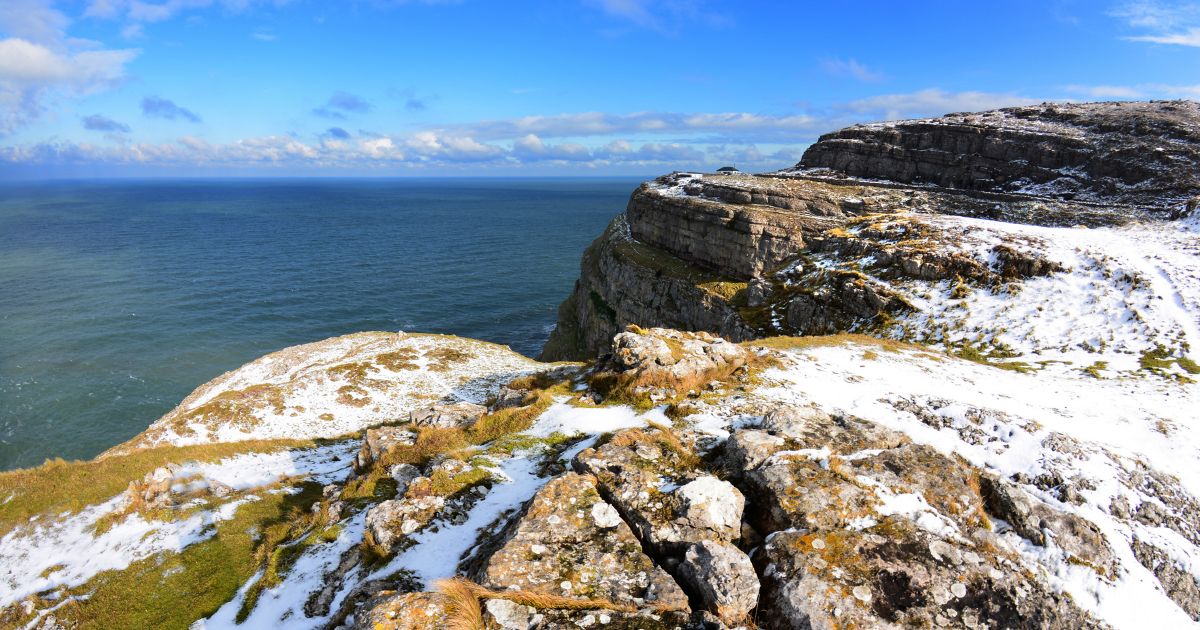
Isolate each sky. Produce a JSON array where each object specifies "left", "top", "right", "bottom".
[{"left": 1, "top": 0, "right": 1199, "bottom": 177}]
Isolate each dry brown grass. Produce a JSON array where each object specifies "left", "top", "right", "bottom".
[
  {"left": 616, "top": 422, "right": 701, "bottom": 470},
  {"left": 744, "top": 332, "right": 926, "bottom": 354},
  {"left": 437, "top": 577, "right": 487, "bottom": 630},
  {"left": 435, "top": 577, "right": 651, "bottom": 629}
]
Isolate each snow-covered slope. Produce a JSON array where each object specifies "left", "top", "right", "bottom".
[{"left": 108, "top": 332, "right": 545, "bottom": 455}]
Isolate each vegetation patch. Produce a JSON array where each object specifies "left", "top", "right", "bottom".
[
  {"left": 0, "top": 438, "right": 323, "bottom": 537},
  {"left": 1138, "top": 345, "right": 1199, "bottom": 382},
  {"left": 27, "top": 481, "right": 324, "bottom": 630}
]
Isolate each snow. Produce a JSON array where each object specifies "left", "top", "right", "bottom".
[
  {"left": 198, "top": 397, "right": 657, "bottom": 628},
  {"left": 882, "top": 213, "right": 1200, "bottom": 380},
  {"left": 0, "top": 442, "right": 355, "bottom": 610},
  {"left": 200, "top": 511, "right": 368, "bottom": 630},
  {"left": 751, "top": 342, "right": 1200, "bottom": 629},
  {"left": 527, "top": 401, "right": 669, "bottom": 438},
  {"left": 130, "top": 332, "right": 544, "bottom": 451}
]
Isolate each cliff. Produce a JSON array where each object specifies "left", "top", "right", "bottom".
[
  {"left": 2, "top": 101, "right": 1199, "bottom": 630},
  {"left": 542, "top": 101, "right": 1200, "bottom": 383}
]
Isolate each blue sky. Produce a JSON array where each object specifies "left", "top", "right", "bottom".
[{"left": 1, "top": 0, "right": 1199, "bottom": 177}]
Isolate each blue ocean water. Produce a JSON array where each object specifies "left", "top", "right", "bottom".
[{"left": 0, "top": 178, "right": 638, "bottom": 470}]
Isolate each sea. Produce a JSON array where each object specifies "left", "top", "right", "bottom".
[{"left": 0, "top": 178, "right": 640, "bottom": 470}]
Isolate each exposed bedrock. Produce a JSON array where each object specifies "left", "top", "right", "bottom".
[
  {"left": 543, "top": 100, "right": 1200, "bottom": 363},
  {"left": 799, "top": 100, "right": 1200, "bottom": 208}
]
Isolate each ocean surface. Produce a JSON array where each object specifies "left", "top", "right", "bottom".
[{"left": 0, "top": 178, "right": 639, "bottom": 470}]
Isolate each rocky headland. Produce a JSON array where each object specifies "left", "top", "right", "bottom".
[{"left": 2, "top": 100, "right": 1199, "bottom": 630}]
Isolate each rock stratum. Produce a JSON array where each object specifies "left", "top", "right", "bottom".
[{"left": 2, "top": 100, "right": 1199, "bottom": 630}]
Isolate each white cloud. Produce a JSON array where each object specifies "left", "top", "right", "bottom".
[
  {"left": 0, "top": 0, "right": 69, "bottom": 45},
  {"left": 1111, "top": 1, "right": 1200, "bottom": 46},
  {"left": 512, "top": 134, "right": 592, "bottom": 161},
  {"left": 438, "top": 110, "right": 821, "bottom": 141},
  {"left": 840, "top": 88, "right": 1039, "bottom": 121},
  {"left": 583, "top": 0, "right": 727, "bottom": 33},
  {"left": 1064, "top": 82, "right": 1200, "bottom": 99},
  {"left": 0, "top": 38, "right": 139, "bottom": 134},
  {"left": 1063, "top": 84, "right": 1147, "bottom": 98},
  {"left": 1126, "top": 27, "right": 1200, "bottom": 45},
  {"left": 821, "top": 58, "right": 885, "bottom": 82}
]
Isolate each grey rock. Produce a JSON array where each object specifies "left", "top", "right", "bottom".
[
  {"left": 485, "top": 598, "right": 534, "bottom": 630},
  {"left": 470, "top": 472, "right": 689, "bottom": 611},
  {"left": 800, "top": 100, "right": 1200, "bottom": 208},
  {"left": 678, "top": 540, "right": 759, "bottom": 624},
  {"left": 364, "top": 495, "right": 445, "bottom": 554},
  {"left": 980, "top": 475, "right": 1114, "bottom": 573},
  {"left": 1131, "top": 537, "right": 1200, "bottom": 620},
  {"left": 409, "top": 401, "right": 487, "bottom": 429},
  {"left": 354, "top": 426, "right": 417, "bottom": 474},
  {"left": 388, "top": 463, "right": 420, "bottom": 495}
]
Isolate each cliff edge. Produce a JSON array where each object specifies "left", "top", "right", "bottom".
[{"left": 542, "top": 101, "right": 1200, "bottom": 389}]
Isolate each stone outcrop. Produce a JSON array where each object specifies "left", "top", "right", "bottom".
[
  {"left": 469, "top": 472, "right": 689, "bottom": 611},
  {"left": 352, "top": 592, "right": 448, "bottom": 630},
  {"left": 542, "top": 100, "right": 1200, "bottom": 362},
  {"left": 799, "top": 100, "right": 1200, "bottom": 207},
  {"left": 573, "top": 428, "right": 744, "bottom": 556},
  {"left": 13, "top": 101, "right": 1200, "bottom": 630},
  {"left": 718, "top": 404, "right": 1108, "bottom": 629},
  {"left": 677, "top": 540, "right": 759, "bottom": 624}
]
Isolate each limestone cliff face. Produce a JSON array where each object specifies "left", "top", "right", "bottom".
[
  {"left": 799, "top": 100, "right": 1200, "bottom": 207},
  {"left": 543, "top": 100, "right": 1200, "bottom": 372}
]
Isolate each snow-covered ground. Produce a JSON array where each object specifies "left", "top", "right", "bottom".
[
  {"left": 198, "top": 402, "right": 667, "bottom": 629},
  {"left": 750, "top": 341, "right": 1199, "bottom": 629},
  {"left": 116, "top": 332, "right": 546, "bottom": 453},
  {"left": 834, "top": 211, "right": 1200, "bottom": 380},
  {"left": 0, "top": 442, "right": 356, "bottom": 611}
]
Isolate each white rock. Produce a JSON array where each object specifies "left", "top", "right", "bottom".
[
  {"left": 676, "top": 476, "right": 745, "bottom": 538},
  {"left": 591, "top": 502, "right": 623, "bottom": 529}
]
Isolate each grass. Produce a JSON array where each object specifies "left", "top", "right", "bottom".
[
  {"left": 435, "top": 576, "right": 667, "bottom": 629},
  {"left": 951, "top": 342, "right": 1035, "bottom": 373},
  {"left": 587, "top": 342, "right": 762, "bottom": 411},
  {"left": 235, "top": 483, "right": 331, "bottom": 622},
  {"left": 744, "top": 332, "right": 926, "bottom": 354},
  {"left": 0, "top": 438, "right": 323, "bottom": 538},
  {"left": 608, "top": 423, "right": 701, "bottom": 470},
  {"left": 339, "top": 370, "right": 575, "bottom": 552},
  {"left": 1139, "top": 345, "right": 1200, "bottom": 382},
  {"left": 696, "top": 280, "right": 748, "bottom": 302},
  {"left": 1082, "top": 360, "right": 1108, "bottom": 379},
  {"left": 35, "top": 481, "right": 324, "bottom": 630}
]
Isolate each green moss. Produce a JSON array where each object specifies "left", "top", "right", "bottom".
[
  {"left": 1139, "top": 345, "right": 1199, "bottom": 382},
  {"left": 1082, "top": 361, "right": 1108, "bottom": 379},
  {"left": 588, "top": 290, "right": 617, "bottom": 324},
  {"left": 696, "top": 281, "right": 748, "bottom": 302},
  {"left": 0, "top": 438, "right": 325, "bottom": 538},
  {"left": 1180, "top": 356, "right": 1200, "bottom": 374},
  {"left": 44, "top": 482, "right": 322, "bottom": 629}
]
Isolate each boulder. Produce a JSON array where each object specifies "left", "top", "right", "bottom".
[
  {"left": 409, "top": 401, "right": 487, "bottom": 429},
  {"left": 574, "top": 428, "right": 743, "bottom": 555},
  {"left": 980, "top": 475, "right": 1114, "bottom": 573},
  {"left": 353, "top": 592, "right": 448, "bottom": 630},
  {"left": 678, "top": 541, "right": 759, "bottom": 624},
  {"left": 484, "top": 598, "right": 534, "bottom": 630},
  {"left": 472, "top": 472, "right": 688, "bottom": 611},
  {"left": 756, "top": 523, "right": 1103, "bottom": 630},
  {"left": 354, "top": 426, "right": 417, "bottom": 474},
  {"left": 364, "top": 495, "right": 445, "bottom": 554}
]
